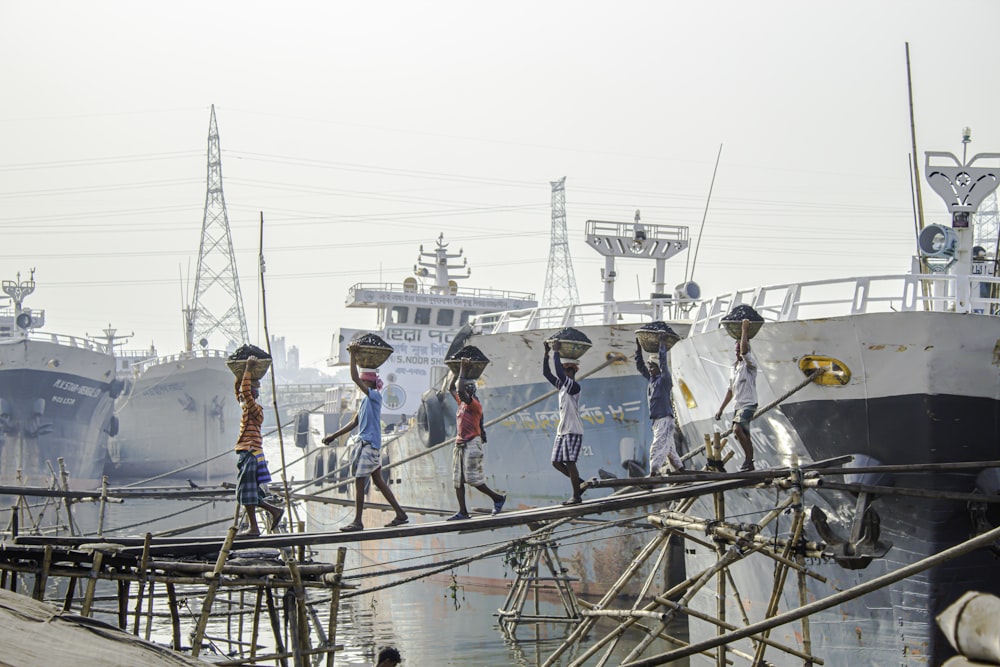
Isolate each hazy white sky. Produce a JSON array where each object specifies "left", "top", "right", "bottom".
[{"left": 3, "top": 1, "right": 998, "bottom": 370}]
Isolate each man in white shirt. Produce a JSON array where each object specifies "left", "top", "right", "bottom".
[{"left": 714, "top": 319, "right": 758, "bottom": 472}]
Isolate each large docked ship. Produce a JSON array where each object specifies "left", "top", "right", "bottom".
[
  {"left": 0, "top": 271, "right": 119, "bottom": 488},
  {"left": 299, "top": 145, "right": 1000, "bottom": 665},
  {"left": 106, "top": 307, "right": 239, "bottom": 482},
  {"left": 661, "top": 149, "right": 1000, "bottom": 664}
]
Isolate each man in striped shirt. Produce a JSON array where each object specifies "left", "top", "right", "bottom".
[{"left": 234, "top": 356, "right": 283, "bottom": 537}]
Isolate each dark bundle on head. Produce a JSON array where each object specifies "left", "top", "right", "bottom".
[
  {"left": 446, "top": 345, "right": 490, "bottom": 363},
  {"left": 228, "top": 344, "right": 271, "bottom": 361},
  {"left": 355, "top": 333, "right": 392, "bottom": 349},
  {"left": 722, "top": 304, "right": 764, "bottom": 323},
  {"left": 550, "top": 327, "right": 592, "bottom": 344},
  {"left": 636, "top": 321, "right": 678, "bottom": 337}
]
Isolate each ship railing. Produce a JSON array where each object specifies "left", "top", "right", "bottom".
[
  {"left": 689, "top": 273, "right": 1000, "bottom": 334},
  {"left": 472, "top": 297, "right": 700, "bottom": 334},
  {"left": 0, "top": 328, "right": 110, "bottom": 352},
  {"left": 129, "top": 348, "right": 230, "bottom": 374},
  {"left": 347, "top": 281, "right": 536, "bottom": 302}
]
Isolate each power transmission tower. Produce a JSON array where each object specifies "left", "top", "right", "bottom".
[
  {"left": 191, "top": 105, "right": 249, "bottom": 350},
  {"left": 541, "top": 177, "right": 580, "bottom": 308},
  {"left": 974, "top": 191, "right": 999, "bottom": 256}
]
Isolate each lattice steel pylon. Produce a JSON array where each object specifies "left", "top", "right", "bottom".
[
  {"left": 541, "top": 177, "right": 580, "bottom": 308},
  {"left": 974, "top": 191, "right": 999, "bottom": 256},
  {"left": 191, "top": 105, "right": 249, "bottom": 350}
]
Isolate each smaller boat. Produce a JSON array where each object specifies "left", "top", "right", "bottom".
[
  {"left": 107, "top": 306, "right": 239, "bottom": 483},
  {"left": 0, "top": 270, "right": 118, "bottom": 488}
]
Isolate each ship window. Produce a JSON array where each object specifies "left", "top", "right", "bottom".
[
  {"left": 415, "top": 307, "right": 431, "bottom": 325},
  {"left": 390, "top": 306, "right": 409, "bottom": 324},
  {"left": 436, "top": 309, "right": 454, "bottom": 326},
  {"left": 459, "top": 310, "right": 476, "bottom": 325}
]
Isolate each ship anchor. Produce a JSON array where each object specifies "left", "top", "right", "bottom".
[{"left": 810, "top": 491, "right": 892, "bottom": 569}]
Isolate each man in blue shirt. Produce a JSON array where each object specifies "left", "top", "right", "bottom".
[
  {"left": 323, "top": 345, "right": 409, "bottom": 532},
  {"left": 636, "top": 332, "right": 685, "bottom": 475}
]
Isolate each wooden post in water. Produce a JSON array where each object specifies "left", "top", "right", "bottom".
[
  {"left": 97, "top": 476, "right": 109, "bottom": 538},
  {"left": 285, "top": 556, "right": 311, "bottom": 665},
  {"left": 191, "top": 520, "right": 240, "bottom": 657},
  {"left": 132, "top": 533, "right": 152, "bottom": 635},
  {"left": 117, "top": 579, "right": 130, "bottom": 630},
  {"left": 166, "top": 582, "right": 182, "bottom": 650},
  {"left": 712, "top": 431, "right": 727, "bottom": 667},
  {"left": 264, "top": 585, "right": 289, "bottom": 667},
  {"left": 326, "top": 547, "right": 347, "bottom": 667},
  {"left": 62, "top": 576, "right": 76, "bottom": 612},
  {"left": 250, "top": 586, "right": 264, "bottom": 663},
  {"left": 32, "top": 544, "right": 52, "bottom": 601},
  {"left": 80, "top": 550, "right": 105, "bottom": 617},
  {"left": 57, "top": 458, "right": 77, "bottom": 536}
]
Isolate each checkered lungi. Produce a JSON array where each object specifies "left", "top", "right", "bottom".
[
  {"left": 347, "top": 435, "right": 381, "bottom": 478},
  {"left": 452, "top": 437, "right": 486, "bottom": 488},
  {"left": 255, "top": 451, "right": 272, "bottom": 485},
  {"left": 236, "top": 450, "right": 264, "bottom": 506},
  {"left": 551, "top": 433, "right": 583, "bottom": 464}
]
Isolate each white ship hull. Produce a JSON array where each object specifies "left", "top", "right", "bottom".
[{"left": 108, "top": 351, "right": 239, "bottom": 482}]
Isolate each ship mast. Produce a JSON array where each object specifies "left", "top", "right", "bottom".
[
  {"left": 414, "top": 233, "right": 470, "bottom": 294},
  {"left": 2, "top": 269, "right": 41, "bottom": 334},
  {"left": 920, "top": 132, "right": 1000, "bottom": 313}
]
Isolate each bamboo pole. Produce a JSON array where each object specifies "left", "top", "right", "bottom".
[
  {"left": 258, "top": 212, "right": 296, "bottom": 534},
  {"left": 250, "top": 586, "right": 264, "bottom": 663},
  {"left": 117, "top": 579, "right": 130, "bottom": 630},
  {"left": 144, "top": 578, "right": 155, "bottom": 641},
  {"left": 191, "top": 517, "right": 240, "bottom": 657},
  {"left": 166, "top": 582, "right": 182, "bottom": 650},
  {"left": 32, "top": 544, "right": 52, "bottom": 601},
  {"left": 97, "top": 475, "right": 109, "bottom": 537},
  {"left": 57, "top": 458, "right": 77, "bottom": 536},
  {"left": 285, "top": 557, "right": 311, "bottom": 666},
  {"left": 326, "top": 547, "right": 346, "bottom": 667},
  {"left": 264, "top": 585, "right": 289, "bottom": 667},
  {"left": 713, "top": 453, "right": 726, "bottom": 667},
  {"left": 132, "top": 532, "right": 152, "bottom": 635},
  {"left": 80, "top": 551, "right": 104, "bottom": 617},
  {"left": 61, "top": 576, "right": 75, "bottom": 612}
]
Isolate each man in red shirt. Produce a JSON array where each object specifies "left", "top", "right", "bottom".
[{"left": 445, "top": 358, "right": 506, "bottom": 521}]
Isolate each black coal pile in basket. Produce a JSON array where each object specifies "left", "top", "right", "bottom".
[
  {"left": 636, "top": 321, "right": 679, "bottom": 337},
  {"left": 228, "top": 344, "right": 271, "bottom": 361},
  {"left": 722, "top": 304, "right": 764, "bottom": 323},
  {"left": 446, "top": 345, "right": 489, "bottom": 362},
  {"left": 550, "top": 327, "right": 592, "bottom": 344},
  {"left": 354, "top": 333, "right": 392, "bottom": 348}
]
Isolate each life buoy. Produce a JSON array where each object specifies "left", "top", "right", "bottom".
[{"left": 416, "top": 389, "right": 448, "bottom": 448}]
